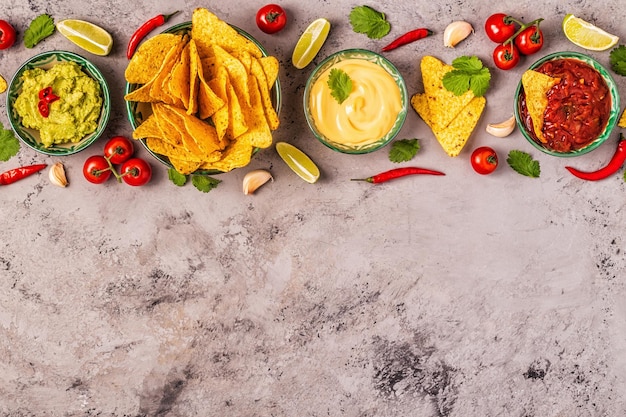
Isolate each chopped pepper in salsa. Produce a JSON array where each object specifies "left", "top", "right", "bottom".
[{"left": 520, "top": 58, "right": 611, "bottom": 153}]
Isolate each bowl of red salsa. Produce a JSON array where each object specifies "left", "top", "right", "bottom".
[{"left": 514, "top": 51, "right": 620, "bottom": 157}]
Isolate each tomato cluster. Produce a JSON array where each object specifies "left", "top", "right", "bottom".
[
  {"left": 83, "top": 136, "right": 152, "bottom": 186},
  {"left": 485, "top": 13, "right": 544, "bottom": 70}
]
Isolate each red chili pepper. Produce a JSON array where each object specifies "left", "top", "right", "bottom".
[
  {"left": 38, "top": 100, "right": 50, "bottom": 117},
  {"left": 127, "top": 11, "right": 180, "bottom": 59},
  {"left": 381, "top": 28, "right": 433, "bottom": 52},
  {"left": 351, "top": 167, "right": 445, "bottom": 183},
  {"left": 0, "top": 164, "right": 47, "bottom": 185},
  {"left": 565, "top": 134, "right": 626, "bottom": 181}
]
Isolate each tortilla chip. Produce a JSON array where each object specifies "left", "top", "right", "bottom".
[
  {"left": 226, "top": 81, "right": 248, "bottom": 139},
  {"left": 212, "top": 44, "right": 250, "bottom": 106},
  {"left": 191, "top": 8, "right": 262, "bottom": 59},
  {"left": 618, "top": 108, "right": 626, "bottom": 128},
  {"left": 145, "top": 137, "right": 205, "bottom": 163},
  {"left": 522, "top": 70, "right": 560, "bottom": 143},
  {"left": 208, "top": 67, "right": 231, "bottom": 140},
  {"left": 236, "top": 76, "right": 273, "bottom": 148},
  {"left": 125, "top": 34, "right": 185, "bottom": 84},
  {"left": 411, "top": 93, "right": 486, "bottom": 157},
  {"left": 132, "top": 114, "right": 161, "bottom": 139},
  {"left": 421, "top": 56, "right": 474, "bottom": 130},
  {"left": 200, "top": 136, "right": 253, "bottom": 172},
  {"left": 168, "top": 42, "right": 192, "bottom": 109},
  {"left": 250, "top": 58, "right": 280, "bottom": 130},
  {"left": 0, "top": 74, "right": 7, "bottom": 94},
  {"left": 166, "top": 105, "right": 225, "bottom": 154},
  {"left": 149, "top": 39, "right": 187, "bottom": 105},
  {"left": 169, "top": 157, "right": 203, "bottom": 175},
  {"left": 258, "top": 56, "right": 279, "bottom": 88},
  {"left": 124, "top": 79, "right": 158, "bottom": 103},
  {"left": 194, "top": 42, "right": 225, "bottom": 119}
]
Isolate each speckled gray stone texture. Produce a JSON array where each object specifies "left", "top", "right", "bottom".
[{"left": 1, "top": 0, "right": 626, "bottom": 416}]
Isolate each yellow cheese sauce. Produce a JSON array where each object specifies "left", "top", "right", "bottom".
[{"left": 309, "top": 59, "right": 402, "bottom": 147}]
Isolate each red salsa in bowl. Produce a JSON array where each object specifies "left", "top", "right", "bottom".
[{"left": 515, "top": 52, "right": 620, "bottom": 157}]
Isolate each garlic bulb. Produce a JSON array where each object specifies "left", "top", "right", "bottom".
[
  {"left": 443, "top": 21, "right": 474, "bottom": 48},
  {"left": 49, "top": 162, "right": 68, "bottom": 187},
  {"left": 486, "top": 116, "right": 516, "bottom": 137},
  {"left": 243, "top": 169, "right": 273, "bottom": 195}
]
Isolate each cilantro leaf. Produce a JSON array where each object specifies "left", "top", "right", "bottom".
[
  {"left": 328, "top": 68, "right": 352, "bottom": 104},
  {"left": 192, "top": 175, "right": 221, "bottom": 193},
  {"left": 389, "top": 138, "right": 420, "bottom": 163},
  {"left": 167, "top": 168, "right": 187, "bottom": 186},
  {"left": 506, "top": 150, "right": 540, "bottom": 178},
  {"left": 24, "top": 14, "right": 55, "bottom": 48},
  {"left": 442, "top": 55, "right": 491, "bottom": 97},
  {"left": 349, "top": 6, "right": 390, "bottom": 39},
  {"left": 0, "top": 122, "right": 20, "bottom": 162},
  {"left": 610, "top": 45, "right": 626, "bottom": 76}
]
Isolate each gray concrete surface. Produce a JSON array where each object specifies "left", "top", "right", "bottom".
[{"left": 1, "top": 0, "right": 626, "bottom": 416}]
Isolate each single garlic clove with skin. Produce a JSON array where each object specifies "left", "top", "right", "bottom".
[
  {"left": 443, "top": 21, "right": 474, "bottom": 48},
  {"left": 243, "top": 169, "right": 273, "bottom": 195},
  {"left": 486, "top": 115, "right": 516, "bottom": 137},
  {"left": 49, "top": 162, "right": 68, "bottom": 187}
]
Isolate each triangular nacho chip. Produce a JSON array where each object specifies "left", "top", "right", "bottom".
[{"left": 521, "top": 70, "right": 560, "bottom": 143}]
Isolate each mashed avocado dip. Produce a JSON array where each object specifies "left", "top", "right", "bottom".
[{"left": 15, "top": 61, "right": 102, "bottom": 147}]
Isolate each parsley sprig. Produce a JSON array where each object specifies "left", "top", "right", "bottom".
[
  {"left": 349, "top": 6, "right": 391, "bottom": 40},
  {"left": 168, "top": 168, "right": 221, "bottom": 192},
  {"left": 506, "top": 150, "right": 540, "bottom": 178},
  {"left": 389, "top": 139, "right": 420, "bottom": 163},
  {"left": 0, "top": 122, "right": 20, "bottom": 162},
  {"left": 327, "top": 69, "right": 352, "bottom": 104},
  {"left": 610, "top": 45, "right": 626, "bottom": 76},
  {"left": 24, "top": 14, "right": 55, "bottom": 49},
  {"left": 442, "top": 56, "right": 491, "bottom": 97}
]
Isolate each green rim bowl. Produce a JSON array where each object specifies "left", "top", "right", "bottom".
[
  {"left": 125, "top": 21, "right": 281, "bottom": 175},
  {"left": 514, "top": 51, "right": 620, "bottom": 157},
  {"left": 303, "top": 48, "right": 408, "bottom": 154},
  {"left": 6, "top": 50, "right": 111, "bottom": 156}
]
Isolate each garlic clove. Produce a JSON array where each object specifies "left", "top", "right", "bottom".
[
  {"left": 443, "top": 21, "right": 474, "bottom": 48},
  {"left": 243, "top": 169, "right": 273, "bottom": 195},
  {"left": 486, "top": 115, "right": 516, "bottom": 137},
  {"left": 49, "top": 162, "right": 68, "bottom": 187}
]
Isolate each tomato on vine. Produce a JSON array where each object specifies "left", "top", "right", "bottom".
[
  {"left": 120, "top": 158, "right": 152, "bottom": 186},
  {"left": 493, "top": 42, "right": 520, "bottom": 70},
  {"left": 484, "top": 13, "right": 516, "bottom": 43},
  {"left": 471, "top": 147, "right": 499, "bottom": 175},
  {"left": 83, "top": 155, "right": 112, "bottom": 184},
  {"left": 104, "top": 135, "right": 134, "bottom": 165},
  {"left": 515, "top": 25, "right": 544, "bottom": 55},
  {"left": 256, "top": 4, "right": 287, "bottom": 34}
]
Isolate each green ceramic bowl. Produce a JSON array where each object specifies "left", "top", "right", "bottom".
[
  {"left": 6, "top": 50, "right": 110, "bottom": 156},
  {"left": 125, "top": 21, "right": 281, "bottom": 175},
  {"left": 303, "top": 48, "right": 408, "bottom": 154},
  {"left": 514, "top": 51, "right": 620, "bottom": 157}
]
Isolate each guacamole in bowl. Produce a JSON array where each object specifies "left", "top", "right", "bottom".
[{"left": 6, "top": 51, "right": 110, "bottom": 156}]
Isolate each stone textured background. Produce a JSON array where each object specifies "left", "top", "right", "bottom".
[{"left": 1, "top": 0, "right": 625, "bottom": 416}]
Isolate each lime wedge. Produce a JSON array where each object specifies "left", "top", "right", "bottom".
[
  {"left": 276, "top": 142, "right": 320, "bottom": 183},
  {"left": 562, "top": 14, "right": 618, "bottom": 51},
  {"left": 291, "top": 18, "right": 331, "bottom": 69},
  {"left": 57, "top": 19, "right": 113, "bottom": 56}
]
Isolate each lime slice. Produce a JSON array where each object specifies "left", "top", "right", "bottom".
[
  {"left": 57, "top": 19, "right": 113, "bottom": 56},
  {"left": 562, "top": 14, "right": 618, "bottom": 51},
  {"left": 276, "top": 142, "right": 320, "bottom": 183},
  {"left": 292, "top": 18, "right": 331, "bottom": 69}
]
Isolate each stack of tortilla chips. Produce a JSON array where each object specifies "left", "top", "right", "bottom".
[
  {"left": 410, "top": 56, "right": 485, "bottom": 157},
  {"left": 124, "top": 8, "right": 280, "bottom": 174}
]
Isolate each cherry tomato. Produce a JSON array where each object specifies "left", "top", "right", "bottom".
[
  {"left": 83, "top": 155, "right": 112, "bottom": 184},
  {"left": 485, "top": 13, "right": 516, "bottom": 43},
  {"left": 120, "top": 158, "right": 152, "bottom": 186},
  {"left": 104, "top": 135, "right": 135, "bottom": 165},
  {"left": 471, "top": 147, "right": 499, "bottom": 175},
  {"left": 0, "top": 20, "right": 16, "bottom": 50},
  {"left": 493, "top": 42, "right": 520, "bottom": 70},
  {"left": 514, "top": 25, "right": 544, "bottom": 55},
  {"left": 256, "top": 4, "right": 287, "bottom": 34}
]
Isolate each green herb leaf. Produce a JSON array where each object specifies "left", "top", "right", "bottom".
[
  {"left": 167, "top": 168, "right": 187, "bottom": 186},
  {"left": 506, "top": 150, "right": 540, "bottom": 178},
  {"left": 610, "top": 45, "right": 626, "bottom": 76},
  {"left": 192, "top": 175, "right": 221, "bottom": 193},
  {"left": 389, "top": 138, "right": 420, "bottom": 163},
  {"left": 0, "top": 122, "right": 20, "bottom": 162},
  {"left": 442, "top": 55, "right": 491, "bottom": 97},
  {"left": 24, "top": 14, "right": 56, "bottom": 48},
  {"left": 328, "top": 68, "right": 352, "bottom": 104},
  {"left": 349, "top": 5, "right": 391, "bottom": 39}
]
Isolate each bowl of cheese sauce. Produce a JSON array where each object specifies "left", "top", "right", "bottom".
[{"left": 304, "top": 49, "right": 407, "bottom": 154}]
